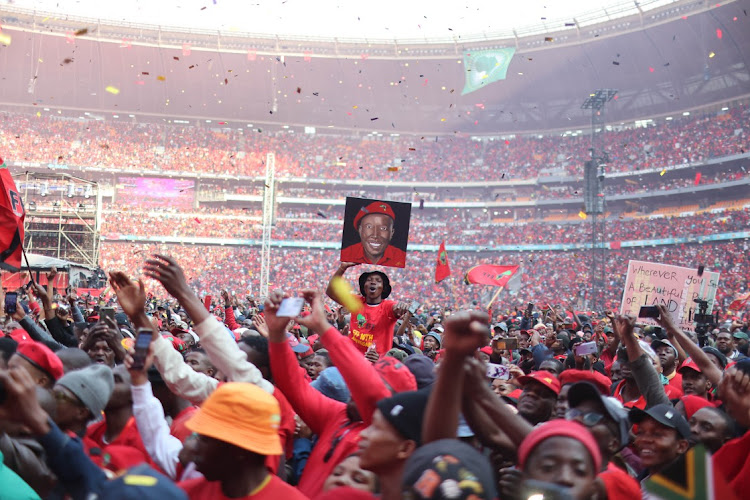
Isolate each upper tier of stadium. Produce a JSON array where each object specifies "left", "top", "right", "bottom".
[{"left": 1, "top": 0, "right": 748, "bottom": 134}]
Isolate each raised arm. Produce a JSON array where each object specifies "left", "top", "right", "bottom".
[
  {"left": 617, "top": 314, "right": 670, "bottom": 407},
  {"left": 422, "top": 310, "right": 489, "bottom": 444},
  {"left": 264, "top": 290, "right": 347, "bottom": 435},
  {"left": 325, "top": 262, "right": 359, "bottom": 304},
  {"left": 297, "top": 289, "right": 392, "bottom": 425},
  {"left": 656, "top": 304, "right": 722, "bottom": 387},
  {"left": 109, "top": 270, "right": 219, "bottom": 405},
  {"left": 143, "top": 256, "right": 273, "bottom": 394}
]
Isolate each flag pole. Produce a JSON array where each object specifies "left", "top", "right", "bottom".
[
  {"left": 18, "top": 228, "right": 36, "bottom": 287},
  {"left": 486, "top": 286, "right": 505, "bottom": 315}
]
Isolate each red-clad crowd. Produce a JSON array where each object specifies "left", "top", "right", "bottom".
[
  {"left": 97, "top": 237, "right": 750, "bottom": 317},
  {"left": 2, "top": 249, "right": 750, "bottom": 500},
  {"left": 96, "top": 206, "right": 750, "bottom": 247},
  {"left": 2, "top": 103, "right": 748, "bottom": 181}
]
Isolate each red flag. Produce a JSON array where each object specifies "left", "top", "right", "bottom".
[
  {"left": 610, "top": 241, "right": 622, "bottom": 250},
  {"left": 0, "top": 157, "right": 25, "bottom": 271},
  {"left": 464, "top": 265, "right": 519, "bottom": 287},
  {"left": 694, "top": 172, "right": 702, "bottom": 185},
  {"left": 203, "top": 295, "right": 213, "bottom": 312},
  {"left": 435, "top": 241, "right": 451, "bottom": 283},
  {"left": 728, "top": 292, "right": 750, "bottom": 311}
]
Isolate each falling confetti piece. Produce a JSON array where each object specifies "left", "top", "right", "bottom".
[
  {"left": 660, "top": 169, "right": 666, "bottom": 176},
  {"left": 74, "top": 28, "right": 89, "bottom": 36},
  {"left": 578, "top": 211, "right": 587, "bottom": 219},
  {"left": 62, "top": 58, "right": 74, "bottom": 65},
  {"left": 173, "top": 56, "right": 180, "bottom": 61},
  {"left": 649, "top": 67, "right": 655, "bottom": 72},
  {"left": 157, "top": 75, "right": 166, "bottom": 81},
  {"left": 388, "top": 167, "right": 400, "bottom": 172},
  {"left": 36, "top": 111, "right": 41, "bottom": 117},
  {"left": 296, "top": 87, "right": 301, "bottom": 93},
  {"left": 194, "top": 218, "right": 201, "bottom": 224},
  {"left": 370, "top": 117, "right": 379, "bottom": 121},
  {"left": 612, "top": 61, "right": 620, "bottom": 65},
  {"left": 0, "top": 33, "right": 11, "bottom": 45},
  {"left": 716, "top": 28, "right": 723, "bottom": 39},
  {"left": 105, "top": 86, "right": 120, "bottom": 95},
  {"left": 408, "top": 148, "right": 416, "bottom": 151},
  {"left": 440, "top": 118, "right": 446, "bottom": 122},
  {"left": 708, "top": 51, "right": 715, "bottom": 58},
  {"left": 544, "top": 37, "right": 554, "bottom": 42}
]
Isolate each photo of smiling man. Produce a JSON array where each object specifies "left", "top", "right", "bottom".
[{"left": 340, "top": 197, "right": 411, "bottom": 268}]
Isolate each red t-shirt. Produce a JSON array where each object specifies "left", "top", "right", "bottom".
[
  {"left": 170, "top": 406, "right": 199, "bottom": 443},
  {"left": 349, "top": 297, "right": 397, "bottom": 357},
  {"left": 340, "top": 243, "right": 406, "bottom": 268},
  {"left": 612, "top": 380, "right": 682, "bottom": 409},
  {"left": 180, "top": 474, "right": 309, "bottom": 499},
  {"left": 713, "top": 430, "right": 750, "bottom": 499},
  {"left": 599, "top": 462, "right": 640, "bottom": 500},
  {"left": 85, "top": 416, "right": 156, "bottom": 470}
]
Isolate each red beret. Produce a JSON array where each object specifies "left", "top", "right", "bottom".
[
  {"left": 518, "top": 420, "right": 601, "bottom": 472},
  {"left": 16, "top": 341, "right": 64, "bottom": 381},
  {"left": 558, "top": 369, "right": 612, "bottom": 395},
  {"left": 518, "top": 370, "right": 561, "bottom": 395},
  {"left": 353, "top": 201, "right": 396, "bottom": 230}
]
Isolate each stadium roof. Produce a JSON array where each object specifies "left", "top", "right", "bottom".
[{"left": 0, "top": 0, "right": 748, "bottom": 135}]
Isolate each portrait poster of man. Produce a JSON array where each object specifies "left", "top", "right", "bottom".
[{"left": 340, "top": 197, "right": 411, "bottom": 268}]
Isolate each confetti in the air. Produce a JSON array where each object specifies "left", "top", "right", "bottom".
[{"left": 105, "top": 86, "right": 120, "bottom": 95}]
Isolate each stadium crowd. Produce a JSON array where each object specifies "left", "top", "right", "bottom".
[
  {"left": 97, "top": 238, "right": 750, "bottom": 315},
  {"left": 99, "top": 207, "right": 750, "bottom": 248},
  {"left": 2, "top": 99, "right": 750, "bottom": 500},
  {"left": 2, "top": 103, "right": 748, "bottom": 181},
  {"left": 1, "top": 244, "right": 749, "bottom": 499}
]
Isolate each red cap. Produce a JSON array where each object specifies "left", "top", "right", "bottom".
[
  {"left": 353, "top": 201, "right": 396, "bottom": 230},
  {"left": 479, "top": 346, "right": 493, "bottom": 355},
  {"left": 680, "top": 395, "right": 713, "bottom": 419},
  {"left": 678, "top": 358, "right": 702, "bottom": 374},
  {"left": 558, "top": 369, "right": 612, "bottom": 395},
  {"left": 518, "top": 420, "right": 601, "bottom": 472},
  {"left": 28, "top": 302, "right": 41, "bottom": 315},
  {"left": 307, "top": 334, "right": 320, "bottom": 346},
  {"left": 7, "top": 328, "right": 31, "bottom": 343},
  {"left": 518, "top": 370, "right": 561, "bottom": 395},
  {"left": 373, "top": 357, "right": 417, "bottom": 394},
  {"left": 16, "top": 341, "right": 64, "bottom": 381}
]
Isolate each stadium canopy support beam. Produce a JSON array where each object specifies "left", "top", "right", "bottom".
[
  {"left": 18, "top": 172, "right": 101, "bottom": 269},
  {"left": 581, "top": 89, "right": 617, "bottom": 311},
  {"left": 259, "top": 153, "right": 276, "bottom": 299}
]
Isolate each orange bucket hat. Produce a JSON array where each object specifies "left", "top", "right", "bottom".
[{"left": 186, "top": 382, "right": 282, "bottom": 456}]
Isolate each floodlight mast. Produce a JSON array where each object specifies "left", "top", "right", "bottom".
[
  {"left": 581, "top": 89, "right": 617, "bottom": 311},
  {"left": 259, "top": 153, "right": 276, "bottom": 299}
]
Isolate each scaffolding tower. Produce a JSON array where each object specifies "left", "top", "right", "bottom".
[
  {"left": 259, "top": 153, "right": 276, "bottom": 298},
  {"left": 17, "top": 172, "right": 102, "bottom": 268},
  {"left": 581, "top": 89, "right": 617, "bottom": 311}
]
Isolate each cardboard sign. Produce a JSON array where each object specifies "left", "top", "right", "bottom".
[
  {"left": 620, "top": 260, "right": 720, "bottom": 332},
  {"left": 340, "top": 197, "right": 411, "bottom": 268}
]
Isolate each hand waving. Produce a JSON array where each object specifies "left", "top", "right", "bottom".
[
  {"left": 109, "top": 271, "right": 146, "bottom": 319},
  {"left": 143, "top": 255, "right": 190, "bottom": 299}
]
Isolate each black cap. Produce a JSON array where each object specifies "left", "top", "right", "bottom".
[
  {"left": 376, "top": 388, "right": 430, "bottom": 446},
  {"left": 358, "top": 271, "right": 392, "bottom": 300},
  {"left": 701, "top": 346, "right": 727, "bottom": 369},
  {"left": 629, "top": 403, "right": 691, "bottom": 439}
]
